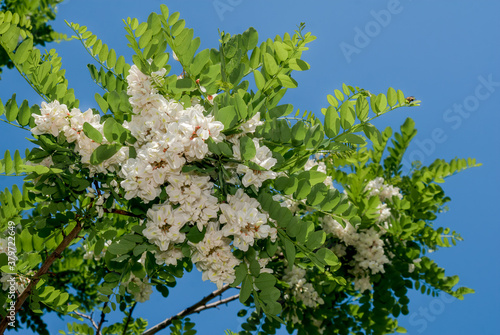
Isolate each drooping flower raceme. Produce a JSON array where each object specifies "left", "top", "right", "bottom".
[
  {"left": 283, "top": 266, "right": 324, "bottom": 308},
  {"left": 220, "top": 189, "right": 277, "bottom": 251},
  {"left": 321, "top": 216, "right": 390, "bottom": 292},
  {"left": 190, "top": 222, "right": 241, "bottom": 289},
  {"left": 31, "top": 101, "right": 128, "bottom": 175},
  {"left": 120, "top": 65, "right": 224, "bottom": 203}
]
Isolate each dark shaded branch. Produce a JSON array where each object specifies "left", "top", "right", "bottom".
[
  {"left": 0, "top": 220, "right": 83, "bottom": 334},
  {"left": 142, "top": 285, "right": 237, "bottom": 335},
  {"left": 96, "top": 298, "right": 110, "bottom": 334},
  {"left": 122, "top": 302, "right": 138, "bottom": 335},
  {"left": 104, "top": 208, "right": 143, "bottom": 218}
]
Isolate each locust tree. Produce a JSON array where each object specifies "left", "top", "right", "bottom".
[{"left": 0, "top": 5, "right": 477, "bottom": 335}]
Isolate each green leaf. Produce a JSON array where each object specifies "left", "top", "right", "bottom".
[
  {"left": 356, "top": 96, "right": 369, "bottom": 121},
  {"left": 374, "top": 93, "right": 388, "bottom": 114},
  {"left": 263, "top": 53, "right": 278, "bottom": 76},
  {"left": 277, "top": 74, "right": 297, "bottom": 88},
  {"left": 138, "top": 29, "right": 153, "bottom": 49},
  {"left": 327, "top": 94, "right": 338, "bottom": 108},
  {"left": 190, "top": 49, "right": 210, "bottom": 76},
  {"left": 5, "top": 95, "right": 18, "bottom": 122},
  {"left": 324, "top": 106, "right": 340, "bottom": 138},
  {"left": 17, "top": 100, "right": 31, "bottom": 126},
  {"left": 215, "top": 106, "right": 237, "bottom": 129},
  {"left": 269, "top": 104, "right": 292, "bottom": 119},
  {"left": 336, "top": 133, "right": 366, "bottom": 145},
  {"left": 334, "top": 89, "right": 344, "bottom": 102},
  {"left": 339, "top": 102, "right": 355, "bottom": 129},
  {"left": 3, "top": 150, "right": 12, "bottom": 174},
  {"left": 83, "top": 122, "right": 103, "bottom": 143},
  {"left": 306, "top": 231, "right": 326, "bottom": 250},
  {"left": 107, "top": 239, "right": 135, "bottom": 255},
  {"left": 13, "top": 150, "right": 22, "bottom": 175},
  {"left": 239, "top": 276, "right": 253, "bottom": 303},
  {"left": 273, "top": 41, "right": 288, "bottom": 62},
  {"left": 103, "top": 118, "right": 127, "bottom": 143},
  {"left": 187, "top": 226, "right": 206, "bottom": 243},
  {"left": 242, "top": 27, "right": 259, "bottom": 50},
  {"left": 239, "top": 136, "right": 256, "bottom": 160},
  {"left": 14, "top": 38, "right": 32, "bottom": 64},
  {"left": 304, "top": 124, "right": 324, "bottom": 149},
  {"left": 387, "top": 87, "right": 398, "bottom": 106},
  {"left": 288, "top": 58, "right": 310, "bottom": 71},
  {"left": 316, "top": 248, "right": 339, "bottom": 266},
  {"left": 282, "top": 238, "right": 295, "bottom": 267},
  {"left": 90, "top": 144, "right": 122, "bottom": 165},
  {"left": 253, "top": 70, "right": 265, "bottom": 90},
  {"left": 231, "top": 263, "right": 248, "bottom": 287}
]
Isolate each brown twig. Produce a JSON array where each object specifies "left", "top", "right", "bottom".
[
  {"left": 141, "top": 285, "right": 238, "bottom": 335},
  {"left": 0, "top": 220, "right": 83, "bottom": 334}
]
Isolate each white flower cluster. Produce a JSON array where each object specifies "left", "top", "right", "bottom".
[
  {"left": 191, "top": 222, "right": 240, "bottom": 289},
  {"left": 283, "top": 266, "right": 324, "bottom": 307},
  {"left": 120, "top": 65, "right": 224, "bottom": 202},
  {"left": 126, "top": 274, "right": 153, "bottom": 303},
  {"left": 321, "top": 216, "right": 390, "bottom": 292},
  {"left": 364, "top": 177, "right": 403, "bottom": 224},
  {"left": 365, "top": 177, "right": 403, "bottom": 202},
  {"left": 220, "top": 189, "right": 277, "bottom": 251},
  {"left": 31, "top": 101, "right": 128, "bottom": 175}
]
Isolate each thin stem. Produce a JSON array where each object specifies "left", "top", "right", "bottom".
[
  {"left": 73, "top": 311, "right": 99, "bottom": 333},
  {"left": 0, "top": 118, "right": 29, "bottom": 130},
  {"left": 142, "top": 285, "right": 236, "bottom": 335}
]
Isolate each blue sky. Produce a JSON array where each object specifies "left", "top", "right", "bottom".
[{"left": 1, "top": 0, "right": 499, "bottom": 334}]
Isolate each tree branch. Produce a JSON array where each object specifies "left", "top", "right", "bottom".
[
  {"left": 73, "top": 311, "right": 99, "bottom": 333},
  {"left": 192, "top": 294, "right": 240, "bottom": 313},
  {"left": 0, "top": 220, "right": 83, "bottom": 334},
  {"left": 141, "top": 285, "right": 237, "bottom": 335},
  {"left": 122, "top": 302, "right": 137, "bottom": 335},
  {"left": 96, "top": 299, "right": 110, "bottom": 334},
  {"left": 104, "top": 208, "right": 143, "bottom": 218}
]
